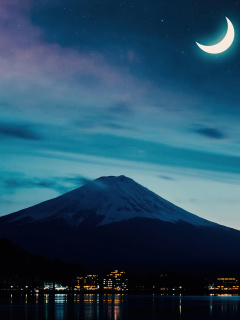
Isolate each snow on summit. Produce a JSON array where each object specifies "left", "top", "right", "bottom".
[{"left": 6, "top": 175, "right": 216, "bottom": 227}]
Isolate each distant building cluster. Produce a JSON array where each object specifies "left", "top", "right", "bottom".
[
  {"left": 208, "top": 278, "right": 239, "bottom": 292},
  {"left": 0, "top": 270, "right": 128, "bottom": 292},
  {"left": 75, "top": 270, "right": 128, "bottom": 292},
  {"left": 3, "top": 273, "right": 240, "bottom": 295}
]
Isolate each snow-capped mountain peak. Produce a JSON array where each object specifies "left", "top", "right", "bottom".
[{"left": 6, "top": 175, "right": 215, "bottom": 227}]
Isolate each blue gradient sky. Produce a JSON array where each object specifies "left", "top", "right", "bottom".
[{"left": 1, "top": 0, "right": 240, "bottom": 229}]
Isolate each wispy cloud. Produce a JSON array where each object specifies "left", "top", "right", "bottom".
[
  {"left": 2, "top": 172, "right": 91, "bottom": 194},
  {"left": 158, "top": 175, "right": 176, "bottom": 181}
]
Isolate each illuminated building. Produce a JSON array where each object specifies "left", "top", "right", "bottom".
[
  {"left": 103, "top": 270, "right": 127, "bottom": 291},
  {"left": 44, "top": 282, "right": 54, "bottom": 290},
  {"left": 75, "top": 275, "right": 99, "bottom": 291},
  {"left": 209, "top": 278, "right": 239, "bottom": 291},
  {"left": 43, "top": 282, "right": 67, "bottom": 291}
]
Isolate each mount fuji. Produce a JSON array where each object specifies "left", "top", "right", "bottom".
[{"left": 1, "top": 175, "right": 240, "bottom": 273}]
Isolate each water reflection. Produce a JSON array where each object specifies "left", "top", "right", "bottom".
[
  {"left": 55, "top": 294, "right": 67, "bottom": 320},
  {"left": 210, "top": 295, "right": 213, "bottom": 315},
  {"left": 2, "top": 294, "right": 240, "bottom": 320},
  {"left": 74, "top": 294, "right": 124, "bottom": 320},
  {"left": 179, "top": 294, "right": 182, "bottom": 317}
]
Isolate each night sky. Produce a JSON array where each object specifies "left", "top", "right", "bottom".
[{"left": 1, "top": 0, "right": 240, "bottom": 228}]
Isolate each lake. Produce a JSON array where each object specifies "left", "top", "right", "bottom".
[{"left": 1, "top": 294, "right": 240, "bottom": 319}]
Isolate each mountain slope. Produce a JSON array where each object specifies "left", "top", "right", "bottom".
[
  {"left": 0, "top": 175, "right": 240, "bottom": 274},
  {"left": 0, "top": 238, "right": 84, "bottom": 282}
]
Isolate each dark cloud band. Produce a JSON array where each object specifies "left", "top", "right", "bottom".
[
  {"left": 195, "top": 128, "right": 225, "bottom": 140},
  {"left": 0, "top": 123, "right": 42, "bottom": 141}
]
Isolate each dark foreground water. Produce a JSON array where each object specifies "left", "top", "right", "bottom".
[{"left": 1, "top": 294, "right": 240, "bottom": 320}]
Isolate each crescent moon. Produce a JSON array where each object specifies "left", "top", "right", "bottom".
[{"left": 196, "top": 17, "right": 235, "bottom": 54}]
